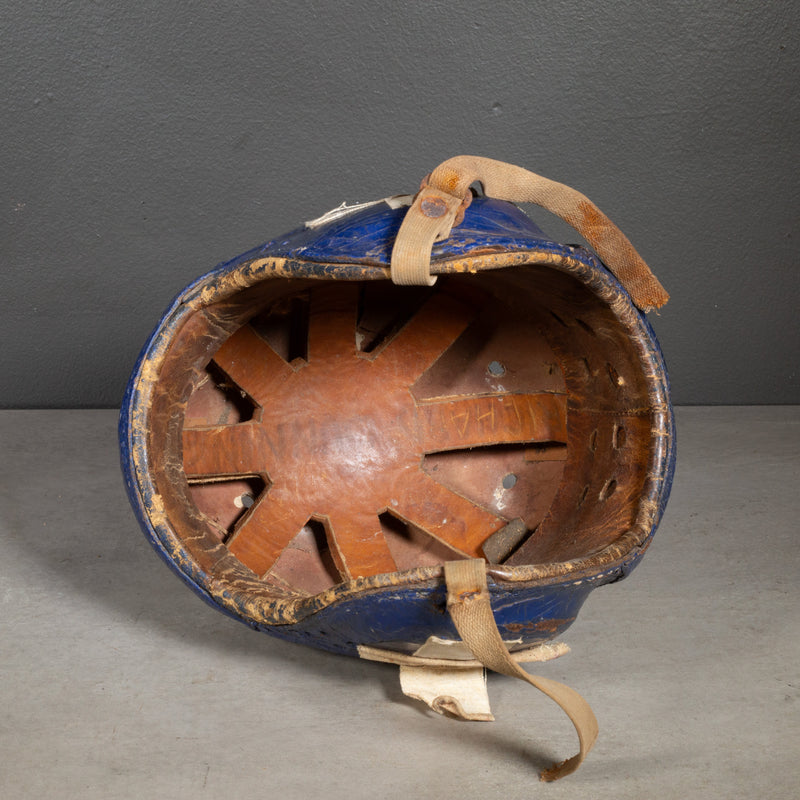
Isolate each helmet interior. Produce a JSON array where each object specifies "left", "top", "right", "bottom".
[{"left": 141, "top": 264, "right": 666, "bottom": 599}]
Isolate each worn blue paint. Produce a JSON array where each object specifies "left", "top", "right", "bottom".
[
  {"left": 250, "top": 578, "right": 600, "bottom": 658},
  {"left": 181, "top": 197, "right": 581, "bottom": 295},
  {"left": 264, "top": 196, "right": 564, "bottom": 265},
  {"left": 120, "top": 194, "right": 675, "bottom": 657}
]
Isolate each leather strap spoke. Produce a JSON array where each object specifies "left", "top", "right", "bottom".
[
  {"left": 392, "top": 471, "right": 505, "bottom": 556},
  {"left": 372, "top": 293, "right": 475, "bottom": 376},
  {"left": 212, "top": 325, "right": 295, "bottom": 404},
  {"left": 325, "top": 513, "right": 397, "bottom": 579},
  {"left": 182, "top": 423, "right": 272, "bottom": 479},
  {"left": 226, "top": 489, "right": 311, "bottom": 577},
  {"left": 417, "top": 392, "right": 567, "bottom": 453}
]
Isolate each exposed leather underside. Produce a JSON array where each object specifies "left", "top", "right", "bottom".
[{"left": 146, "top": 266, "right": 660, "bottom": 598}]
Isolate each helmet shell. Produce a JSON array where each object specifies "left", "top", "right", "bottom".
[{"left": 120, "top": 196, "right": 674, "bottom": 657}]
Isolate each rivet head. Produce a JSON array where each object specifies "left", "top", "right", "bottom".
[
  {"left": 420, "top": 196, "right": 448, "bottom": 218},
  {"left": 502, "top": 473, "right": 518, "bottom": 490},
  {"left": 487, "top": 360, "right": 505, "bottom": 377}
]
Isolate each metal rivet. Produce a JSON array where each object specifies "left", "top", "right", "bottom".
[{"left": 420, "top": 197, "right": 448, "bottom": 218}]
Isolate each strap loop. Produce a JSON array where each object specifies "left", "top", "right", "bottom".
[
  {"left": 391, "top": 155, "right": 668, "bottom": 312},
  {"left": 390, "top": 186, "right": 463, "bottom": 286},
  {"left": 444, "top": 558, "right": 599, "bottom": 781}
]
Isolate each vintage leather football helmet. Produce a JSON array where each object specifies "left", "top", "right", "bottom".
[{"left": 120, "top": 156, "right": 674, "bottom": 779}]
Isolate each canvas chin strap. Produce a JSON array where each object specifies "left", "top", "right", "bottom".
[
  {"left": 444, "top": 559, "right": 598, "bottom": 782},
  {"left": 391, "top": 155, "right": 668, "bottom": 313},
  {"left": 360, "top": 560, "right": 599, "bottom": 781}
]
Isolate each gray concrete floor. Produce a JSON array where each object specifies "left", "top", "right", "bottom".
[{"left": 1, "top": 407, "right": 798, "bottom": 799}]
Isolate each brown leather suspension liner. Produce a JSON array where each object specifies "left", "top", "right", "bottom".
[
  {"left": 151, "top": 255, "right": 662, "bottom": 603},
  {"left": 179, "top": 279, "right": 575, "bottom": 589}
]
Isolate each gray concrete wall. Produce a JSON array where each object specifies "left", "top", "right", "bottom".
[{"left": 3, "top": 0, "right": 797, "bottom": 407}]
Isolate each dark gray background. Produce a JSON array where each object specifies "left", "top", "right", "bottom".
[{"left": 3, "top": 0, "right": 797, "bottom": 407}]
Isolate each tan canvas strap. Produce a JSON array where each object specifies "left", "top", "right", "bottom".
[
  {"left": 391, "top": 155, "right": 669, "bottom": 311},
  {"left": 444, "top": 559, "right": 599, "bottom": 781}
]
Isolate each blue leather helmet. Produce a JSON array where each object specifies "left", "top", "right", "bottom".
[{"left": 120, "top": 156, "right": 674, "bottom": 780}]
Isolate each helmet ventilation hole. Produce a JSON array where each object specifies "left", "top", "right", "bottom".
[
  {"left": 607, "top": 362, "right": 624, "bottom": 387},
  {"left": 600, "top": 479, "right": 618, "bottom": 501}
]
